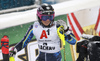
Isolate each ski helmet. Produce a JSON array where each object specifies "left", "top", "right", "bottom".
[{"left": 37, "top": 4, "right": 55, "bottom": 27}]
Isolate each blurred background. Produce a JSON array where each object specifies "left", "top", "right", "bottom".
[
  {"left": 0, "top": 0, "right": 100, "bottom": 61},
  {"left": 0, "top": 0, "right": 69, "bottom": 14}
]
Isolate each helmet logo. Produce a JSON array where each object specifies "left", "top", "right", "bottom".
[{"left": 46, "top": 7, "right": 50, "bottom": 10}]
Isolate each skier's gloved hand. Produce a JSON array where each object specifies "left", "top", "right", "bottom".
[
  {"left": 57, "top": 20, "right": 68, "bottom": 30},
  {"left": 57, "top": 20, "right": 72, "bottom": 34},
  {"left": 9, "top": 47, "right": 17, "bottom": 57}
]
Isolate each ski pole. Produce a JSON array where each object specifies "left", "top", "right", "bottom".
[{"left": 57, "top": 26, "right": 66, "bottom": 61}]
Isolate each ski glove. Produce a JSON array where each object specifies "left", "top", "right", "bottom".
[{"left": 9, "top": 47, "right": 17, "bottom": 57}]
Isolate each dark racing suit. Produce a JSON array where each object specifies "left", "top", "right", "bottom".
[{"left": 14, "top": 21, "right": 76, "bottom": 61}]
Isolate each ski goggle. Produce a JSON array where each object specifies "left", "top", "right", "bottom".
[
  {"left": 37, "top": 11, "right": 55, "bottom": 21},
  {"left": 41, "top": 15, "right": 54, "bottom": 21}
]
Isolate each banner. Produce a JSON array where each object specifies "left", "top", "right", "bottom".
[
  {"left": 94, "top": 9, "right": 100, "bottom": 36},
  {"left": 67, "top": 13, "right": 84, "bottom": 41}
]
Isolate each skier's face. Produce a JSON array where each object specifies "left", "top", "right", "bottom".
[
  {"left": 41, "top": 14, "right": 54, "bottom": 26},
  {"left": 41, "top": 19, "right": 51, "bottom": 26}
]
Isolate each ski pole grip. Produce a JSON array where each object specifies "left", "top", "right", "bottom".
[{"left": 1, "top": 35, "right": 9, "bottom": 54}]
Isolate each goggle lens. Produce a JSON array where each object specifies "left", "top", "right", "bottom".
[{"left": 41, "top": 15, "right": 54, "bottom": 21}]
